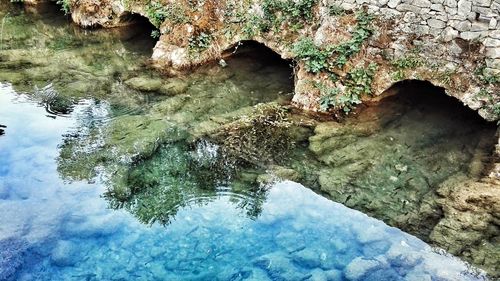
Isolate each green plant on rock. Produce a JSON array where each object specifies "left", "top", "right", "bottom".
[
  {"left": 292, "top": 10, "right": 374, "bottom": 73},
  {"left": 146, "top": 2, "right": 188, "bottom": 27},
  {"left": 56, "top": 0, "right": 71, "bottom": 14},
  {"left": 146, "top": 2, "right": 167, "bottom": 27},
  {"left": 260, "top": 0, "right": 318, "bottom": 32},
  {"left": 474, "top": 65, "right": 500, "bottom": 85},
  {"left": 316, "top": 83, "right": 340, "bottom": 111},
  {"left": 475, "top": 88, "right": 500, "bottom": 121},
  {"left": 329, "top": 4, "right": 345, "bottom": 16},
  {"left": 317, "top": 63, "right": 378, "bottom": 113},
  {"left": 438, "top": 69, "right": 456, "bottom": 86},
  {"left": 150, "top": 30, "right": 161, "bottom": 39},
  {"left": 331, "top": 11, "right": 374, "bottom": 68},
  {"left": 391, "top": 55, "right": 423, "bottom": 81},
  {"left": 292, "top": 38, "right": 331, "bottom": 73},
  {"left": 243, "top": 14, "right": 268, "bottom": 38},
  {"left": 188, "top": 31, "right": 213, "bottom": 52}
]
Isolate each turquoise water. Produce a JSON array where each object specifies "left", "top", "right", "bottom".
[{"left": 0, "top": 84, "right": 488, "bottom": 280}]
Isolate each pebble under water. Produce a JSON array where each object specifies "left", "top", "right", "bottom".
[{"left": 0, "top": 83, "right": 489, "bottom": 280}]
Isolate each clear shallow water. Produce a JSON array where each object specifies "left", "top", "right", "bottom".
[{"left": 0, "top": 84, "right": 489, "bottom": 281}]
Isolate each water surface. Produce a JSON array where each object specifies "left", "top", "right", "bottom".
[{"left": 0, "top": 85, "right": 488, "bottom": 280}]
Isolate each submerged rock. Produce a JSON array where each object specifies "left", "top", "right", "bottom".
[
  {"left": 253, "top": 252, "right": 311, "bottom": 280},
  {"left": 159, "top": 78, "right": 189, "bottom": 96},
  {"left": 51, "top": 240, "right": 78, "bottom": 267},
  {"left": 125, "top": 76, "right": 163, "bottom": 92},
  {"left": 430, "top": 174, "right": 500, "bottom": 276},
  {"left": 344, "top": 257, "right": 387, "bottom": 280}
]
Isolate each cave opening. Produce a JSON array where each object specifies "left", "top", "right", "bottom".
[
  {"left": 381, "top": 79, "right": 498, "bottom": 178},
  {"left": 118, "top": 12, "right": 159, "bottom": 55},
  {"left": 222, "top": 40, "right": 295, "bottom": 98}
]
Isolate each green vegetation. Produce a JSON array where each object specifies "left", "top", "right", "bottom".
[
  {"left": 291, "top": 10, "right": 375, "bottom": 113},
  {"left": 105, "top": 141, "right": 267, "bottom": 225},
  {"left": 475, "top": 66, "right": 500, "bottom": 85},
  {"left": 150, "top": 30, "right": 160, "bottom": 39},
  {"left": 145, "top": 2, "right": 188, "bottom": 27},
  {"left": 261, "top": 0, "right": 317, "bottom": 31},
  {"left": 476, "top": 88, "right": 500, "bottom": 121},
  {"left": 438, "top": 69, "right": 456, "bottom": 86},
  {"left": 188, "top": 32, "right": 212, "bottom": 52},
  {"left": 146, "top": 2, "right": 168, "bottom": 27},
  {"left": 56, "top": 0, "right": 71, "bottom": 14},
  {"left": 292, "top": 10, "right": 374, "bottom": 73},
  {"left": 317, "top": 63, "right": 377, "bottom": 113},
  {"left": 391, "top": 55, "right": 423, "bottom": 81},
  {"left": 292, "top": 38, "right": 331, "bottom": 73},
  {"left": 242, "top": 0, "right": 318, "bottom": 35},
  {"left": 328, "top": 4, "right": 345, "bottom": 16},
  {"left": 318, "top": 84, "right": 340, "bottom": 111}
]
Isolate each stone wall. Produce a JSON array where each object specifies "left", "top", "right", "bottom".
[{"left": 328, "top": 0, "right": 500, "bottom": 75}]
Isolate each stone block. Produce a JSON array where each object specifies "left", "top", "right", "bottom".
[
  {"left": 421, "top": 7, "right": 432, "bottom": 14},
  {"left": 450, "top": 20, "right": 472, "bottom": 31},
  {"left": 436, "top": 12, "right": 449, "bottom": 21},
  {"left": 471, "top": 21, "right": 490, "bottom": 31},
  {"left": 442, "top": 26, "right": 459, "bottom": 41},
  {"left": 379, "top": 8, "right": 402, "bottom": 18},
  {"left": 430, "top": 27, "right": 444, "bottom": 36},
  {"left": 445, "top": 6, "right": 458, "bottom": 14},
  {"left": 489, "top": 18, "right": 497, "bottom": 29},
  {"left": 396, "top": 3, "right": 422, "bottom": 13},
  {"left": 341, "top": 3, "right": 357, "bottom": 9},
  {"left": 449, "top": 40, "right": 464, "bottom": 54},
  {"left": 414, "top": 0, "right": 432, "bottom": 7},
  {"left": 388, "top": 0, "right": 401, "bottom": 8},
  {"left": 430, "top": 3, "right": 445, "bottom": 10},
  {"left": 484, "top": 38, "right": 500, "bottom": 47},
  {"left": 472, "top": 6, "right": 497, "bottom": 16},
  {"left": 485, "top": 58, "right": 500, "bottom": 68},
  {"left": 445, "top": 0, "right": 458, "bottom": 7},
  {"left": 483, "top": 67, "right": 500, "bottom": 75},
  {"left": 415, "top": 24, "right": 431, "bottom": 34},
  {"left": 490, "top": 30, "right": 500, "bottom": 39},
  {"left": 472, "top": 0, "right": 491, "bottom": 5},
  {"left": 457, "top": 0, "right": 472, "bottom": 16},
  {"left": 460, "top": 31, "right": 486, "bottom": 40},
  {"left": 403, "top": 12, "right": 419, "bottom": 22},
  {"left": 428, "top": 18, "right": 447, "bottom": 28}
]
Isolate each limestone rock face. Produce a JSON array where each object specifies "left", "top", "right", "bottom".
[{"left": 430, "top": 174, "right": 500, "bottom": 276}]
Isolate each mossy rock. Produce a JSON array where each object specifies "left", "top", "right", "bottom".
[
  {"left": 125, "top": 76, "right": 163, "bottom": 92},
  {"left": 158, "top": 78, "right": 189, "bottom": 96}
]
